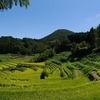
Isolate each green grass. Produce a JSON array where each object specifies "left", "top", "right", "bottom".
[
  {"left": 0, "top": 53, "right": 100, "bottom": 100},
  {"left": 0, "top": 74, "right": 99, "bottom": 100}
]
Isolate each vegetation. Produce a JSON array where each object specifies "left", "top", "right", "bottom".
[
  {"left": 40, "top": 29, "right": 74, "bottom": 43},
  {"left": 0, "top": 52, "right": 100, "bottom": 99},
  {"left": 0, "top": 24, "right": 99, "bottom": 56},
  {"left": 31, "top": 49, "right": 55, "bottom": 62},
  {"left": 0, "top": 36, "right": 47, "bottom": 55},
  {"left": 0, "top": 0, "right": 30, "bottom": 10},
  {"left": 0, "top": 24, "right": 100, "bottom": 99}
]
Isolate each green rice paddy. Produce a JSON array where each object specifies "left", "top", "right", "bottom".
[{"left": 0, "top": 53, "right": 100, "bottom": 100}]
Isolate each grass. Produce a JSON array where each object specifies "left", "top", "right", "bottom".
[
  {"left": 0, "top": 53, "right": 100, "bottom": 100},
  {"left": 0, "top": 75, "right": 99, "bottom": 100}
]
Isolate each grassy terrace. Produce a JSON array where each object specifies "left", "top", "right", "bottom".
[{"left": 0, "top": 53, "right": 100, "bottom": 100}]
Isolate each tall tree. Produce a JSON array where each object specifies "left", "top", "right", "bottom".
[
  {"left": 0, "top": 0, "right": 30, "bottom": 10},
  {"left": 87, "top": 27, "right": 97, "bottom": 48},
  {"left": 96, "top": 24, "right": 100, "bottom": 30}
]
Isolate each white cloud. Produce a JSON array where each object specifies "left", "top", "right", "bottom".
[
  {"left": 86, "top": 13, "right": 100, "bottom": 22},
  {"left": 95, "top": 14, "right": 100, "bottom": 18}
]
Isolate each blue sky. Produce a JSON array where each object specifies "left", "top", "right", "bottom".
[{"left": 0, "top": 0, "right": 100, "bottom": 39}]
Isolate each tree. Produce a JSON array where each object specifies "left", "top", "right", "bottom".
[
  {"left": 0, "top": 0, "right": 30, "bottom": 10},
  {"left": 96, "top": 24, "right": 100, "bottom": 30},
  {"left": 87, "top": 27, "right": 97, "bottom": 48}
]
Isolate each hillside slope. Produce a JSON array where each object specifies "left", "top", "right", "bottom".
[{"left": 40, "top": 29, "right": 74, "bottom": 43}]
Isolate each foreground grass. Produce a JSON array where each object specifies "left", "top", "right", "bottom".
[
  {"left": 0, "top": 80, "right": 100, "bottom": 100},
  {"left": 0, "top": 54, "right": 100, "bottom": 100}
]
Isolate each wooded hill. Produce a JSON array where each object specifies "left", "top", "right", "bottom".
[
  {"left": 0, "top": 24, "right": 100, "bottom": 57},
  {"left": 0, "top": 29, "right": 74, "bottom": 55},
  {"left": 40, "top": 29, "right": 74, "bottom": 43}
]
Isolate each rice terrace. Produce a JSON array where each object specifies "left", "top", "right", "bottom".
[
  {"left": 0, "top": 0, "right": 100, "bottom": 100},
  {"left": 0, "top": 50, "right": 100, "bottom": 100}
]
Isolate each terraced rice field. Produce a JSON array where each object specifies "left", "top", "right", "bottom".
[{"left": 0, "top": 53, "right": 100, "bottom": 100}]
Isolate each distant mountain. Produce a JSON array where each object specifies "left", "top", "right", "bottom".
[{"left": 40, "top": 29, "right": 74, "bottom": 43}]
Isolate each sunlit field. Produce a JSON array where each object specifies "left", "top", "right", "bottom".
[{"left": 0, "top": 53, "right": 100, "bottom": 100}]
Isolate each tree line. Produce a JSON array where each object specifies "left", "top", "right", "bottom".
[
  {"left": 32, "top": 24, "right": 100, "bottom": 62},
  {"left": 0, "top": 24, "right": 100, "bottom": 58},
  {"left": 0, "top": 36, "right": 47, "bottom": 55}
]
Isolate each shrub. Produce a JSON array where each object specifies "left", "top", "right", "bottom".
[
  {"left": 33, "top": 49, "right": 55, "bottom": 62},
  {"left": 40, "top": 70, "right": 48, "bottom": 79}
]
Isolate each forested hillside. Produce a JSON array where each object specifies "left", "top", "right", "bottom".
[
  {"left": 0, "top": 36, "right": 47, "bottom": 55},
  {"left": 0, "top": 24, "right": 100, "bottom": 100},
  {"left": 0, "top": 24, "right": 100, "bottom": 58},
  {"left": 40, "top": 29, "right": 74, "bottom": 43},
  {"left": 0, "top": 29, "right": 74, "bottom": 55}
]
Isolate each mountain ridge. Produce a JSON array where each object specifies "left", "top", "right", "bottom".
[{"left": 40, "top": 29, "right": 74, "bottom": 43}]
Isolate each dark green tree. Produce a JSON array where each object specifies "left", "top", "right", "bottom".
[
  {"left": 40, "top": 70, "right": 48, "bottom": 79},
  {"left": 87, "top": 27, "right": 97, "bottom": 48},
  {"left": 96, "top": 24, "right": 100, "bottom": 30},
  {"left": 0, "top": 0, "right": 30, "bottom": 10}
]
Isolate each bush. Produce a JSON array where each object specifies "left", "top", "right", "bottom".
[
  {"left": 33, "top": 49, "right": 55, "bottom": 62},
  {"left": 40, "top": 70, "right": 48, "bottom": 79}
]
